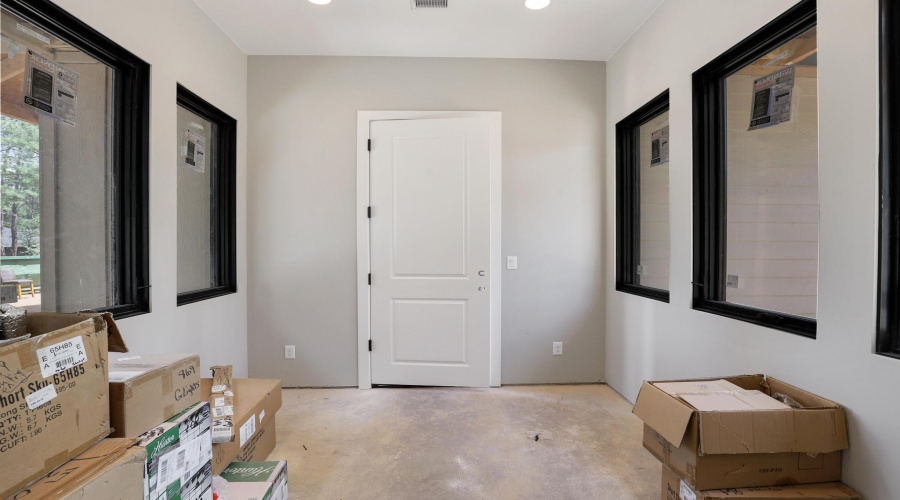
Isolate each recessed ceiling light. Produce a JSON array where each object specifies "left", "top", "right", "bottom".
[
  {"left": 525, "top": 0, "right": 550, "bottom": 10},
  {"left": 309, "top": 0, "right": 332, "bottom": 4}
]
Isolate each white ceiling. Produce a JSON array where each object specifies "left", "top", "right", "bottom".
[{"left": 192, "top": 0, "right": 664, "bottom": 61}]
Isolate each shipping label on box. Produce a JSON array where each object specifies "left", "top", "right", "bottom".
[
  {"left": 0, "top": 313, "right": 116, "bottom": 499},
  {"left": 138, "top": 402, "right": 212, "bottom": 500}
]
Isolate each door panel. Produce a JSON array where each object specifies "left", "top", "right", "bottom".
[
  {"left": 392, "top": 299, "right": 467, "bottom": 364},
  {"left": 392, "top": 135, "right": 467, "bottom": 277},
  {"left": 370, "top": 117, "right": 491, "bottom": 387}
]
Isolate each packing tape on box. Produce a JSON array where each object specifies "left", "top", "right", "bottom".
[
  {"left": 43, "top": 449, "right": 71, "bottom": 470},
  {"left": 162, "top": 370, "right": 173, "bottom": 394}
]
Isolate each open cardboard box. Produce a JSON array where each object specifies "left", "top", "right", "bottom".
[
  {"left": 0, "top": 312, "right": 127, "bottom": 499},
  {"left": 634, "top": 375, "right": 849, "bottom": 490}
]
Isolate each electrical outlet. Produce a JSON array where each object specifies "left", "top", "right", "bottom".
[
  {"left": 553, "top": 342, "right": 563, "bottom": 356},
  {"left": 285, "top": 345, "right": 296, "bottom": 359},
  {"left": 507, "top": 256, "right": 518, "bottom": 270}
]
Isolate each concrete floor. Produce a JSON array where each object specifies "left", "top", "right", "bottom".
[{"left": 270, "top": 384, "right": 661, "bottom": 499}]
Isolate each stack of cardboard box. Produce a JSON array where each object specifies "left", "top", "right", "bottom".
[
  {"left": 200, "top": 378, "right": 283, "bottom": 474},
  {"left": 0, "top": 311, "right": 287, "bottom": 500},
  {"left": 633, "top": 375, "right": 861, "bottom": 500}
]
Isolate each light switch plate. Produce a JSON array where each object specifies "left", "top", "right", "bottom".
[{"left": 507, "top": 256, "right": 518, "bottom": 270}]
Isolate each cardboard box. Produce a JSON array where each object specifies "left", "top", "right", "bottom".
[
  {"left": 108, "top": 353, "right": 201, "bottom": 438},
  {"left": 12, "top": 438, "right": 146, "bottom": 500},
  {"left": 0, "top": 312, "right": 125, "bottom": 499},
  {"left": 137, "top": 402, "right": 212, "bottom": 500},
  {"left": 661, "top": 466, "right": 861, "bottom": 499},
  {"left": 219, "top": 461, "right": 288, "bottom": 500},
  {"left": 200, "top": 378, "right": 282, "bottom": 474},
  {"left": 634, "top": 375, "right": 848, "bottom": 490},
  {"left": 233, "top": 417, "right": 276, "bottom": 463}
]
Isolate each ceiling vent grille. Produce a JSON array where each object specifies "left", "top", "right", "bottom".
[{"left": 412, "top": 0, "right": 448, "bottom": 8}]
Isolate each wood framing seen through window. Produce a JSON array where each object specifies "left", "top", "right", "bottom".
[
  {"left": 0, "top": 0, "right": 150, "bottom": 318},
  {"left": 692, "top": 0, "right": 818, "bottom": 338},
  {"left": 616, "top": 89, "right": 670, "bottom": 303}
]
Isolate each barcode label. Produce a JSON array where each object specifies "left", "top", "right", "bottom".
[
  {"left": 176, "top": 449, "right": 186, "bottom": 471},
  {"left": 680, "top": 480, "right": 697, "bottom": 500},
  {"left": 159, "top": 457, "right": 170, "bottom": 486},
  {"left": 239, "top": 414, "right": 257, "bottom": 447},
  {"left": 213, "top": 406, "right": 233, "bottom": 418},
  {"left": 37, "top": 335, "right": 88, "bottom": 378},
  {"left": 26, "top": 384, "right": 58, "bottom": 409}
]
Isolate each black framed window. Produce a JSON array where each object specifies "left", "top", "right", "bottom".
[
  {"left": 0, "top": 0, "right": 150, "bottom": 318},
  {"left": 693, "top": 0, "right": 818, "bottom": 338},
  {"left": 616, "top": 90, "right": 670, "bottom": 302},
  {"left": 176, "top": 85, "right": 237, "bottom": 306},
  {"left": 878, "top": 0, "right": 900, "bottom": 358}
]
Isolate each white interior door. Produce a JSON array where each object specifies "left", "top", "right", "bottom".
[{"left": 369, "top": 117, "right": 492, "bottom": 387}]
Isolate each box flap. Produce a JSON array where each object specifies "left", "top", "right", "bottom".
[
  {"left": 12, "top": 439, "right": 138, "bottom": 499},
  {"left": 654, "top": 379, "right": 745, "bottom": 396},
  {"left": 699, "top": 407, "right": 849, "bottom": 454},
  {"left": 681, "top": 391, "right": 790, "bottom": 412},
  {"left": 632, "top": 381, "right": 694, "bottom": 448},
  {"left": 97, "top": 312, "right": 128, "bottom": 353}
]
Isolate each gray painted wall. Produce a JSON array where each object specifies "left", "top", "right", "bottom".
[
  {"left": 55, "top": 0, "right": 249, "bottom": 377},
  {"left": 247, "top": 56, "right": 606, "bottom": 386},
  {"left": 604, "top": 1, "right": 898, "bottom": 499}
]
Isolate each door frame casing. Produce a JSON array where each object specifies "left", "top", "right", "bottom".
[{"left": 357, "top": 111, "right": 502, "bottom": 389}]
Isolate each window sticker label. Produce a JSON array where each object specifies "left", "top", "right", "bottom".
[
  {"left": 748, "top": 65, "right": 795, "bottom": 131},
  {"left": 16, "top": 23, "right": 51, "bottom": 45},
  {"left": 182, "top": 129, "right": 206, "bottom": 173},
  {"left": 650, "top": 125, "right": 669, "bottom": 166},
  {"left": 36, "top": 335, "right": 87, "bottom": 378},
  {"left": 23, "top": 49, "right": 79, "bottom": 126}
]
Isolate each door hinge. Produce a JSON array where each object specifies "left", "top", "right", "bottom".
[
  {"left": 367, "top": 206, "right": 372, "bottom": 218},
  {"left": 368, "top": 339, "right": 372, "bottom": 352},
  {"left": 368, "top": 273, "right": 371, "bottom": 285},
  {"left": 367, "top": 139, "right": 371, "bottom": 151}
]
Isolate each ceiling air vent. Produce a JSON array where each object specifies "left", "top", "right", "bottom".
[{"left": 412, "top": 0, "right": 448, "bottom": 8}]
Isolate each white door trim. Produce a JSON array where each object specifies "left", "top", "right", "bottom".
[{"left": 357, "top": 110, "right": 502, "bottom": 389}]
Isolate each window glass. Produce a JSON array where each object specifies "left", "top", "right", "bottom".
[
  {"left": 176, "top": 106, "right": 218, "bottom": 294},
  {"left": 637, "top": 110, "right": 670, "bottom": 291},
  {"left": 723, "top": 27, "right": 818, "bottom": 318},
  {"left": 0, "top": 7, "right": 118, "bottom": 312}
]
